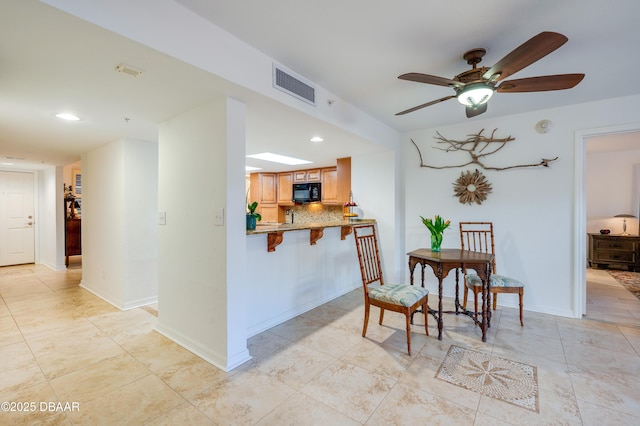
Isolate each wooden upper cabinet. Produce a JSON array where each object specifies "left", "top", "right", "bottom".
[
  {"left": 293, "top": 170, "right": 307, "bottom": 183},
  {"left": 293, "top": 169, "right": 321, "bottom": 183},
  {"left": 260, "top": 173, "right": 277, "bottom": 204},
  {"left": 250, "top": 158, "right": 350, "bottom": 210},
  {"left": 277, "top": 172, "right": 294, "bottom": 205},
  {"left": 321, "top": 167, "right": 338, "bottom": 204},
  {"left": 307, "top": 169, "right": 321, "bottom": 182},
  {"left": 336, "top": 157, "right": 351, "bottom": 204},
  {"left": 249, "top": 172, "right": 279, "bottom": 223},
  {"left": 249, "top": 172, "right": 277, "bottom": 205}
]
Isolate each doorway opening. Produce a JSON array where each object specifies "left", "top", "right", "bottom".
[{"left": 575, "top": 124, "right": 640, "bottom": 323}]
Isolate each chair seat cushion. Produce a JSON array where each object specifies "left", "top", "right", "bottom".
[
  {"left": 368, "top": 284, "right": 428, "bottom": 307},
  {"left": 466, "top": 273, "right": 524, "bottom": 288}
]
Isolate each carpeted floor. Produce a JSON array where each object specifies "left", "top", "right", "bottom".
[
  {"left": 435, "top": 345, "right": 539, "bottom": 412},
  {"left": 608, "top": 270, "right": 640, "bottom": 300}
]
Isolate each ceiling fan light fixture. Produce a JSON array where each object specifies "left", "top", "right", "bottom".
[{"left": 456, "top": 84, "right": 494, "bottom": 106}]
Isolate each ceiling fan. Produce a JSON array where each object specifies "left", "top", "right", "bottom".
[{"left": 396, "top": 31, "right": 585, "bottom": 118}]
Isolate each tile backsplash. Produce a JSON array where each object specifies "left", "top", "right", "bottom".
[{"left": 285, "top": 204, "right": 343, "bottom": 224}]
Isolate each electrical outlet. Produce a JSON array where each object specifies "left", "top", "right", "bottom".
[{"left": 158, "top": 211, "right": 166, "bottom": 225}]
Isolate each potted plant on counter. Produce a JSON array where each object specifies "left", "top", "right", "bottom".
[{"left": 246, "top": 201, "right": 262, "bottom": 230}]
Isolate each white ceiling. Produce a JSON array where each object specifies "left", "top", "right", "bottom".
[{"left": 1, "top": 0, "right": 639, "bottom": 171}]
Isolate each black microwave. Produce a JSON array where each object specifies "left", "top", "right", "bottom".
[{"left": 292, "top": 182, "right": 321, "bottom": 203}]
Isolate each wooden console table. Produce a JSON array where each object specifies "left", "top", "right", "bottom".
[
  {"left": 588, "top": 233, "right": 640, "bottom": 271},
  {"left": 407, "top": 248, "right": 494, "bottom": 342}
]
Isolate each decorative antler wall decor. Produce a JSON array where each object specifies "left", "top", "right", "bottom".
[{"left": 410, "top": 128, "right": 558, "bottom": 171}]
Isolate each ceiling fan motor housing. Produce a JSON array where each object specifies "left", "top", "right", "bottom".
[{"left": 454, "top": 67, "right": 491, "bottom": 84}]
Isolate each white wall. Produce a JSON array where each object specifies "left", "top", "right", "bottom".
[
  {"left": 156, "top": 98, "right": 250, "bottom": 372},
  {"left": 123, "top": 140, "right": 158, "bottom": 305},
  {"left": 246, "top": 227, "right": 361, "bottom": 335},
  {"left": 81, "top": 138, "right": 158, "bottom": 309},
  {"left": 586, "top": 148, "right": 640, "bottom": 234},
  {"left": 404, "top": 94, "right": 640, "bottom": 318},
  {"left": 81, "top": 141, "right": 126, "bottom": 304},
  {"left": 351, "top": 150, "right": 402, "bottom": 281},
  {"left": 37, "top": 166, "right": 66, "bottom": 270}
]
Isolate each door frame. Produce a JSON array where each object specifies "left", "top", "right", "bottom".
[
  {"left": 573, "top": 122, "right": 640, "bottom": 317},
  {"left": 0, "top": 169, "right": 38, "bottom": 266}
]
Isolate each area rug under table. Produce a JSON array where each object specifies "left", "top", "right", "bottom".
[
  {"left": 436, "top": 345, "right": 539, "bottom": 412},
  {"left": 607, "top": 270, "right": 640, "bottom": 301}
]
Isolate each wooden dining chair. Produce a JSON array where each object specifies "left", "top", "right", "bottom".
[
  {"left": 459, "top": 222, "right": 525, "bottom": 326},
  {"left": 353, "top": 224, "right": 429, "bottom": 355}
]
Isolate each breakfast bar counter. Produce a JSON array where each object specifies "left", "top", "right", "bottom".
[{"left": 247, "top": 219, "right": 376, "bottom": 252}]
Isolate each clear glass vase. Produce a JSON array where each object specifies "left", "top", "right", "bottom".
[{"left": 430, "top": 233, "right": 443, "bottom": 252}]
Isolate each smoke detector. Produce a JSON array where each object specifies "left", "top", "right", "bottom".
[{"left": 535, "top": 119, "right": 553, "bottom": 134}]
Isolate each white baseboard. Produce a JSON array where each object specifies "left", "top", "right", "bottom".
[{"left": 155, "top": 322, "right": 252, "bottom": 372}]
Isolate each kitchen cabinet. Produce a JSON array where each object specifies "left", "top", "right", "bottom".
[
  {"left": 250, "top": 173, "right": 277, "bottom": 204},
  {"left": 250, "top": 172, "right": 278, "bottom": 222},
  {"left": 260, "top": 205, "right": 279, "bottom": 224},
  {"left": 277, "top": 172, "right": 294, "bottom": 205},
  {"left": 588, "top": 233, "right": 640, "bottom": 271},
  {"left": 293, "top": 169, "right": 321, "bottom": 183},
  {"left": 321, "top": 167, "right": 338, "bottom": 204},
  {"left": 335, "top": 157, "right": 351, "bottom": 205}
]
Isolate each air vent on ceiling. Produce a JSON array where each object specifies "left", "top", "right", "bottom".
[
  {"left": 273, "top": 64, "right": 316, "bottom": 106},
  {"left": 116, "top": 64, "right": 143, "bottom": 78}
]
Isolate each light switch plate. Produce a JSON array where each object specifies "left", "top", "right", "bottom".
[
  {"left": 214, "top": 208, "right": 224, "bottom": 226},
  {"left": 158, "top": 211, "right": 166, "bottom": 225}
]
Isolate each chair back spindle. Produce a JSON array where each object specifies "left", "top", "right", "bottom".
[
  {"left": 353, "top": 225, "right": 384, "bottom": 288},
  {"left": 459, "top": 222, "right": 496, "bottom": 273}
]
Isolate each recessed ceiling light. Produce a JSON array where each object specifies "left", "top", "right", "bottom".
[
  {"left": 55, "top": 113, "right": 80, "bottom": 121},
  {"left": 1, "top": 162, "right": 14, "bottom": 166},
  {"left": 247, "top": 152, "right": 312, "bottom": 166},
  {"left": 245, "top": 166, "right": 262, "bottom": 171},
  {"left": 310, "top": 136, "right": 323, "bottom": 142}
]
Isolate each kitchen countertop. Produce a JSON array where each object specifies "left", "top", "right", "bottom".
[
  {"left": 247, "top": 218, "right": 376, "bottom": 251},
  {"left": 246, "top": 218, "right": 376, "bottom": 235}
]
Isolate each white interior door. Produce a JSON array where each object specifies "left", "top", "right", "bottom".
[{"left": 0, "top": 171, "right": 35, "bottom": 266}]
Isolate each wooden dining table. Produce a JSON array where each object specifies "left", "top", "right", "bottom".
[{"left": 407, "top": 248, "right": 494, "bottom": 342}]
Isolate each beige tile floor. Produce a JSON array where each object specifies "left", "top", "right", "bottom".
[
  {"left": 584, "top": 268, "right": 640, "bottom": 328},
  {"left": 1, "top": 262, "right": 639, "bottom": 425}
]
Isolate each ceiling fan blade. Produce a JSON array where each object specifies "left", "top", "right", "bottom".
[
  {"left": 497, "top": 74, "right": 585, "bottom": 93},
  {"left": 466, "top": 103, "right": 487, "bottom": 118},
  {"left": 398, "top": 73, "right": 464, "bottom": 88},
  {"left": 482, "top": 32, "right": 568, "bottom": 82},
  {"left": 395, "top": 95, "right": 456, "bottom": 116}
]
